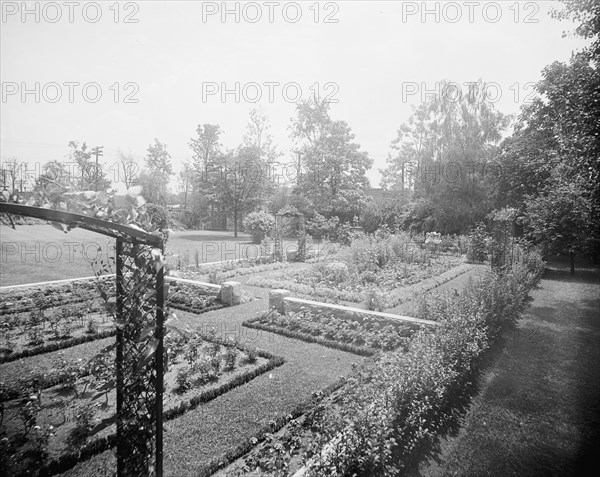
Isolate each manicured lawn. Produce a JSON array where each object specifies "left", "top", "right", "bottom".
[
  {"left": 0, "top": 225, "right": 289, "bottom": 286},
  {"left": 420, "top": 263, "right": 600, "bottom": 476}
]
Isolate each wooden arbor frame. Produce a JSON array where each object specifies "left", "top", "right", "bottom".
[{"left": 0, "top": 203, "right": 166, "bottom": 477}]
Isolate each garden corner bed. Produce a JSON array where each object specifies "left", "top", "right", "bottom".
[
  {"left": 246, "top": 234, "right": 466, "bottom": 309},
  {"left": 0, "top": 327, "right": 284, "bottom": 477},
  {"left": 0, "top": 278, "right": 228, "bottom": 364},
  {"left": 243, "top": 308, "right": 422, "bottom": 356}
]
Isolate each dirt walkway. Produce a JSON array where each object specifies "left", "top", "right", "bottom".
[{"left": 421, "top": 263, "right": 600, "bottom": 476}]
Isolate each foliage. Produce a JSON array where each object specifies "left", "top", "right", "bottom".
[
  {"left": 306, "top": 213, "right": 335, "bottom": 240},
  {"left": 466, "top": 222, "right": 489, "bottom": 263},
  {"left": 223, "top": 347, "right": 238, "bottom": 372},
  {"left": 249, "top": 238, "right": 465, "bottom": 308},
  {"left": 243, "top": 211, "right": 275, "bottom": 244},
  {"left": 364, "top": 287, "right": 387, "bottom": 312},
  {"left": 67, "top": 141, "right": 112, "bottom": 192},
  {"left": 245, "top": 245, "right": 544, "bottom": 476},
  {"left": 290, "top": 98, "right": 373, "bottom": 220},
  {"left": 190, "top": 112, "right": 277, "bottom": 237},
  {"left": 551, "top": 0, "right": 600, "bottom": 62},
  {"left": 359, "top": 197, "right": 412, "bottom": 235},
  {"left": 145, "top": 203, "right": 170, "bottom": 244},
  {"left": 247, "top": 308, "right": 415, "bottom": 352},
  {"left": 381, "top": 80, "right": 510, "bottom": 234},
  {"left": 497, "top": 46, "right": 600, "bottom": 263},
  {"left": 524, "top": 176, "right": 592, "bottom": 271}
]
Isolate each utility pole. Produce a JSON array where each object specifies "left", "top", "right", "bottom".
[{"left": 91, "top": 146, "right": 104, "bottom": 191}]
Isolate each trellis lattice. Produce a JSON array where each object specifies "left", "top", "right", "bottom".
[
  {"left": 116, "top": 239, "right": 165, "bottom": 476},
  {"left": 0, "top": 203, "right": 166, "bottom": 477},
  {"left": 490, "top": 208, "right": 517, "bottom": 272}
]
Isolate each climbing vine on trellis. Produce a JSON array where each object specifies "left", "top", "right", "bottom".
[
  {"left": 1, "top": 185, "right": 170, "bottom": 477},
  {"left": 489, "top": 207, "right": 517, "bottom": 272}
]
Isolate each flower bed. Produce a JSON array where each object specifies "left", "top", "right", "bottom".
[
  {"left": 0, "top": 280, "right": 225, "bottom": 364},
  {"left": 248, "top": 257, "right": 464, "bottom": 307},
  {"left": 247, "top": 234, "right": 465, "bottom": 308},
  {"left": 244, "top": 308, "right": 420, "bottom": 356},
  {"left": 0, "top": 279, "right": 113, "bottom": 316},
  {"left": 0, "top": 328, "right": 284, "bottom": 477},
  {"left": 231, "top": 245, "right": 545, "bottom": 476},
  {"left": 0, "top": 302, "right": 113, "bottom": 363},
  {"left": 180, "top": 260, "right": 295, "bottom": 284}
]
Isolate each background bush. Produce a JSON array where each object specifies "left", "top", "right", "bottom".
[{"left": 243, "top": 211, "right": 275, "bottom": 244}]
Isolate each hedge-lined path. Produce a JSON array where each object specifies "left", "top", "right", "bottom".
[
  {"left": 58, "top": 289, "right": 364, "bottom": 477},
  {"left": 421, "top": 262, "right": 600, "bottom": 476}
]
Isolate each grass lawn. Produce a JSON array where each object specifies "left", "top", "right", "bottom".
[
  {"left": 420, "top": 261, "right": 600, "bottom": 476},
  {"left": 0, "top": 224, "right": 299, "bottom": 287}
]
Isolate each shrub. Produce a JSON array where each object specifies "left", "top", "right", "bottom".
[
  {"left": 68, "top": 404, "right": 97, "bottom": 447},
  {"left": 146, "top": 203, "right": 170, "bottom": 244},
  {"left": 313, "top": 261, "right": 350, "bottom": 285},
  {"left": 175, "top": 367, "right": 193, "bottom": 393},
  {"left": 364, "top": 287, "right": 386, "bottom": 311},
  {"left": 244, "top": 346, "right": 258, "bottom": 364},
  {"left": 259, "top": 244, "right": 545, "bottom": 476},
  {"left": 306, "top": 212, "right": 329, "bottom": 240},
  {"left": 224, "top": 347, "right": 238, "bottom": 371},
  {"left": 193, "top": 359, "right": 217, "bottom": 385},
  {"left": 244, "top": 211, "right": 275, "bottom": 244},
  {"left": 467, "top": 222, "right": 489, "bottom": 262}
]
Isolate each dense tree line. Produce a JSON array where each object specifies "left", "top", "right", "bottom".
[{"left": 2, "top": 0, "right": 596, "bottom": 269}]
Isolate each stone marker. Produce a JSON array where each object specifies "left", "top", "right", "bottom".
[
  {"left": 221, "top": 281, "right": 242, "bottom": 306},
  {"left": 269, "top": 289, "right": 291, "bottom": 314}
]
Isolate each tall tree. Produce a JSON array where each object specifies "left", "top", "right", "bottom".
[
  {"left": 189, "top": 124, "right": 223, "bottom": 171},
  {"left": 118, "top": 152, "right": 140, "bottom": 190},
  {"left": 499, "top": 3, "right": 600, "bottom": 264},
  {"left": 382, "top": 80, "right": 510, "bottom": 233},
  {"left": 243, "top": 107, "right": 280, "bottom": 164},
  {"left": 68, "top": 141, "right": 111, "bottom": 192},
  {"left": 140, "top": 139, "right": 172, "bottom": 206},
  {"left": 201, "top": 145, "right": 273, "bottom": 236},
  {"left": 145, "top": 138, "right": 173, "bottom": 175},
  {"left": 178, "top": 161, "right": 194, "bottom": 208},
  {"left": 524, "top": 170, "right": 593, "bottom": 273},
  {"left": 290, "top": 98, "right": 373, "bottom": 221}
]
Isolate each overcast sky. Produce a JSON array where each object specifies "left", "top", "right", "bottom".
[{"left": 0, "top": 1, "right": 591, "bottom": 190}]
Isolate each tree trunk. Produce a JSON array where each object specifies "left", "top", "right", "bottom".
[
  {"left": 570, "top": 251, "right": 575, "bottom": 274},
  {"left": 234, "top": 210, "right": 238, "bottom": 238}
]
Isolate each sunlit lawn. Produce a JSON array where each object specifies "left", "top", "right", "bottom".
[{"left": 0, "top": 224, "right": 284, "bottom": 287}]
